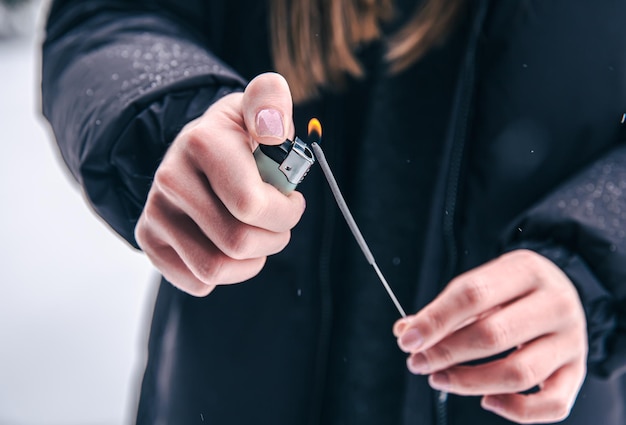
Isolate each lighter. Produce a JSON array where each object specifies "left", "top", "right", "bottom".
[{"left": 253, "top": 132, "right": 316, "bottom": 194}]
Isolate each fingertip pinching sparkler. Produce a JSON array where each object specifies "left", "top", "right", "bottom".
[{"left": 253, "top": 118, "right": 406, "bottom": 318}]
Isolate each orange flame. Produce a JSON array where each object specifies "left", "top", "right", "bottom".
[{"left": 307, "top": 118, "right": 322, "bottom": 141}]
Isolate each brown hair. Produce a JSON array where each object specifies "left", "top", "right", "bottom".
[{"left": 270, "top": 0, "right": 462, "bottom": 102}]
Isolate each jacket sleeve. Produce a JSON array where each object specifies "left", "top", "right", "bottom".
[
  {"left": 41, "top": 0, "right": 247, "bottom": 248},
  {"left": 501, "top": 140, "right": 626, "bottom": 379}
]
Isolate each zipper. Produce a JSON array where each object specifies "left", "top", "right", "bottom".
[
  {"left": 436, "top": 2, "right": 489, "bottom": 425},
  {"left": 436, "top": 390, "right": 448, "bottom": 425}
]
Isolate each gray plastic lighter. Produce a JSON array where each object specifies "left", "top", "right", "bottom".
[{"left": 253, "top": 126, "right": 316, "bottom": 194}]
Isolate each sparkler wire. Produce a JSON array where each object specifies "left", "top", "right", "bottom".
[{"left": 310, "top": 142, "right": 407, "bottom": 318}]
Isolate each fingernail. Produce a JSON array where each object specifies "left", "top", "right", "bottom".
[
  {"left": 256, "top": 108, "right": 284, "bottom": 138},
  {"left": 393, "top": 320, "right": 407, "bottom": 336},
  {"left": 407, "top": 353, "right": 430, "bottom": 374},
  {"left": 429, "top": 372, "right": 450, "bottom": 390},
  {"left": 399, "top": 329, "right": 424, "bottom": 352},
  {"left": 482, "top": 396, "right": 504, "bottom": 412}
]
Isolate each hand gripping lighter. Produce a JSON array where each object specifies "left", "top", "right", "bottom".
[{"left": 252, "top": 120, "right": 318, "bottom": 194}]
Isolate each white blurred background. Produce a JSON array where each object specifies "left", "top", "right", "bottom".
[{"left": 0, "top": 1, "right": 157, "bottom": 424}]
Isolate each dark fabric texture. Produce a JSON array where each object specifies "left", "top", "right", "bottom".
[
  {"left": 42, "top": 1, "right": 247, "bottom": 246},
  {"left": 41, "top": 0, "right": 626, "bottom": 424}
]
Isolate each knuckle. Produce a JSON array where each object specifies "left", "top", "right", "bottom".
[
  {"left": 515, "top": 249, "right": 549, "bottom": 279},
  {"left": 542, "top": 396, "right": 573, "bottom": 422},
  {"left": 153, "top": 163, "right": 181, "bottom": 197},
  {"left": 135, "top": 230, "right": 160, "bottom": 263},
  {"left": 426, "top": 309, "right": 448, "bottom": 335},
  {"left": 138, "top": 193, "right": 166, "bottom": 229},
  {"left": 553, "top": 404, "right": 572, "bottom": 422},
  {"left": 232, "top": 187, "right": 267, "bottom": 224},
  {"left": 275, "top": 231, "right": 291, "bottom": 252},
  {"left": 284, "top": 200, "right": 304, "bottom": 229},
  {"left": 183, "top": 126, "right": 211, "bottom": 155},
  {"left": 248, "top": 257, "right": 267, "bottom": 279},
  {"left": 504, "top": 359, "right": 537, "bottom": 389},
  {"left": 458, "top": 277, "right": 490, "bottom": 307},
  {"left": 134, "top": 228, "right": 151, "bottom": 253},
  {"left": 553, "top": 401, "right": 573, "bottom": 422},
  {"left": 561, "top": 295, "right": 585, "bottom": 322},
  {"left": 222, "top": 226, "right": 255, "bottom": 259},
  {"left": 429, "top": 344, "right": 455, "bottom": 367},
  {"left": 134, "top": 218, "right": 147, "bottom": 247},
  {"left": 194, "top": 257, "right": 225, "bottom": 285},
  {"left": 507, "top": 248, "right": 536, "bottom": 264},
  {"left": 514, "top": 406, "right": 535, "bottom": 424},
  {"left": 153, "top": 162, "right": 178, "bottom": 189},
  {"left": 476, "top": 320, "right": 509, "bottom": 350}
]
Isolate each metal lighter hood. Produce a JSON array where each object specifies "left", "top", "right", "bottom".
[{"left": 253, "top": 137, "right": 315, "bottom": 194}]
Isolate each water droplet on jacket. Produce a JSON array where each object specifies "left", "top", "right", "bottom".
[
  {"left": 95, "top": 120, "right": 101, "bottom": 126},
  {"left": 522, "top": 63, "right": 528, "bottom": 68},
  {"left": 111, "top": 73, "right": 119, "bottom": 80},
  {"left": 85, "top": 88, "right": 94, "bottom": 96},
  {"left": 297, "top": 288, "right": 302, "bottom": 297},
  {"left": 392, "top": 257, "right": 401, "bottom": 266}
]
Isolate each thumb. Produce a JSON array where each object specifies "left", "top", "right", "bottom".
[{"left": 242, "top": 72, "right": 294, "bottom": 146}]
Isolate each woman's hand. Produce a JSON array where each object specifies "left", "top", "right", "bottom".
[
  {"left": 394, "top": 249, "right": 588, "bottom": 424},
  {"left": 135, "top": 73, "right": 306, "bottom": 296}
]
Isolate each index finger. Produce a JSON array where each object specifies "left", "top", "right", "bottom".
[
  {"left": 396, "top": 251, "right": 541, "bottom": 353},
  {"left": 182, "top": 94, "right": 305, "bottom": 233}
]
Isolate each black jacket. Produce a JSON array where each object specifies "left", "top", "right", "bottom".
[{"left": 42, "top": 0, "right": 626, "bottom": 424}]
